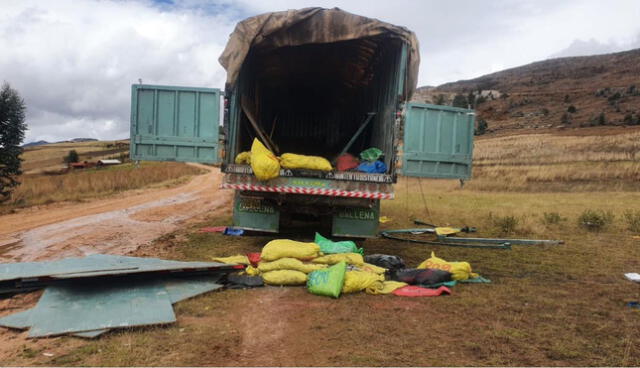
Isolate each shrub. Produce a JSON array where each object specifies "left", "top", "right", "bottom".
[
  {"left": 475, "top": 118, "right": 488, "bottom": 135},
  {"left": 623, "top": 210, "right": 640, "bottom": 233},
  {"left": 542, "top": 212, "right": 565, "bottom": 225},
  {"left": 578, "top": 209, "right": 614, "bottom": 231},
  {"left": 490, "top": 213, "right": 520, "bottom": 234},
  {"left": 567, "top": 105, "right": 577, "bottom": 113}
]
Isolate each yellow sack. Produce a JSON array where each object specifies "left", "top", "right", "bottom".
[
  {"left": 262, "top": 270, "right": 307, "bottom": 286},
  {"left": 366, "top": 281, "right": 408, "bottom": 295},
  {"left": 342, "top": 271, "right": 385, "bottom": 294},
  {"left": 312, "top": 253, "right": 364, "bottom": 266},
  {"left": 280, "top": 153, "right": 332, "bottom": 171},
  {"left": 359, "top": 263, "right": 387, "bottom": 275},
  {"left": 435, "top": 227, "right": 461, "bottom": 236},
  {"left": 210, "top": 255, "right": 250, "bottom": 265},
  {"left": 417, "top": 251, "right": 479, "bottom": 281},
  {"left": 245, "top": 265, "right": 260, "bottom": 276},
  {"left": 258, "top": 258, "right": 327, "bottom": 274},
  {"left": 250, "top": 138, "right": 280, "bottom": 181},
  {"left": 260, "top": 239, "right": 320, "bottom": 261},
  {"left": 235, "top": 151, "right": 251, "bottom": 164}
]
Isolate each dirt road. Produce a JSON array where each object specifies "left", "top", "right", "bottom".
[{"left": 0, "top": 164, "right": 233, "bottom": 262}]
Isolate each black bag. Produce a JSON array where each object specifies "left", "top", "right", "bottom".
[
  {"left": 226, "top": 273, "right": 264, "bottom": 288},
  {"left": 390, "top": 268, "right": 452, "bottom": 286},
  {"left": 364, "top": 254, "right": 406, "bottom": 270}
]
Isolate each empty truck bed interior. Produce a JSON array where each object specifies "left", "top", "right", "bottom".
[{"left": 228, "top": 35, "right": 407, "bottom": 173}]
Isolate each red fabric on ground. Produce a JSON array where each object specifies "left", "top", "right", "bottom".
[{"left": 392, "top": 285, "right": 452, "bottom": 297}]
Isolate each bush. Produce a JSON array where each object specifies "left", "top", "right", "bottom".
[
  {"left": 475, "top": 118, "right": 488, "bottom": 135},
  {"left": 578, "top": 209, "right": 614, "bottom": 231},
  {"left": 623, "top": 210, "right": 640, "bottom": 233},
  {"left": 490, "top": 213, "right": 520, "bottom": 234},
  {"left": 567, "top": 105, "right": 577, "bottom": 113},
  {"left": 542, "top": 212, "right": 565, "bottom": 225}
]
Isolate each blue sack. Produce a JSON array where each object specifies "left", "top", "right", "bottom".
[{"left": 357, "top": 160, "right": 387, "bottom": 173}]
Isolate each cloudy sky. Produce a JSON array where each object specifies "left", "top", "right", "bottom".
[{"left": 2, "top": 0, "right": 639, "bottom": 143}]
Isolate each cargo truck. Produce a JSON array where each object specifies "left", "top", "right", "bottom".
[{"left": 129, "top": 8, "right": 475, "bottom": 238}]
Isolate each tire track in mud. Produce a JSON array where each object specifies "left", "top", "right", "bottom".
[{"left": 0, "top": 164, "right": 233, "bottom": 262}]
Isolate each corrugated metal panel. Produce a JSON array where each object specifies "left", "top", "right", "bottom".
[
  {"left": 402, "top": 103, "right": 474, "bottom": 179},
  {"left": 130, "top": 84, "right": 221, "bottom": 163}
]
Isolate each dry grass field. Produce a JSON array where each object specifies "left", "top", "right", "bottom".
[
  {"left": 0, "top": 141, "right": 204, "bottom": 214},
  {"left": 468, "top": 127, "right": 640, "bottom": 192},
  {"left": 20, "top": 141, "right": 129, "bottom": 174},
  {"left": 2, "top": 127, "right": 639, "bottom": 366}
]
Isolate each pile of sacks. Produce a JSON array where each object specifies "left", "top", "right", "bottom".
[
  {"left": 213, "top": 233, "right": 488, "bottom": 298},
  {"left": 235, "top": 139, "right": 333, "bottom": 181}
]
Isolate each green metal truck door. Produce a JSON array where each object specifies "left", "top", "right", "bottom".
[
  {"left": 402, "top": 102, "right": 474, "bottom": 179},
  {"left": 130, "top": 84, "right": 222, "bottom": 163}
]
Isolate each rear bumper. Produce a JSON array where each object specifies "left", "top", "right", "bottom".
[{"left": 220, "top": 172, "right": 394, "bottom": 200}]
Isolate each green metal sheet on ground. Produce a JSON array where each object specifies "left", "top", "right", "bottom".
[
  {"left": 0, "top": 275, "right": 224, "bottom": 338},
  {"left": 73, "top": 329, "right": 109, "bottom": 338},
  {"left": 0, "top": 254, "right": 232, "bottom": 293},
  {"left": 164, "top": 275, "right": 224, "bottom": 303},
  {"left": 0, "top": 309, "right": 31, "bottom": 329},
  {"left": 27, "top": 279, "right": 176, "bottom": 338}
]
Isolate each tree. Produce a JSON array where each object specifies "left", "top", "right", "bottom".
[
  {"left": 467, "top": 92, "right": 476, "bottom": 108},
  {"left": 0, "top": 83, "right": 27, "bottom": 202},
  {"left": 434, "top": 94, "right": 446, "bottom": 105},
  {"left": 452, "top": 94, "right": 468, "bottom": 108},
  {"left": 567, "top": 105, "right": 577, "bottom": 113},
  {"left": 64, "top": 150, "right": 80, "bottom": 164},
  {"left": 475, "top": 118, "right": 488, "bottom": 135}
]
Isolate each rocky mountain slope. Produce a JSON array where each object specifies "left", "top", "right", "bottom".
[{"left": 413, "top": 48, "right": 640, "bottom": 132}]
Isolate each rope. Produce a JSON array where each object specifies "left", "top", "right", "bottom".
[{"left": 417, "top": 177, "right": 434, "bottom": 224}]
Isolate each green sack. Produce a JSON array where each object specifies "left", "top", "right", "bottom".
[
  {"left": 307, "top": 261, "right": 347, "bottom": 298},
  {"left": 360, "top": 147, "right": 383, "bottom": 162},
  {"left": 315, "top": 233, "right": 363, "bottom": 255}
]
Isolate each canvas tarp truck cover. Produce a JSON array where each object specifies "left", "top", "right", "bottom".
[{"left": 218, "top": 7, "right": 420, "bottom": 100}]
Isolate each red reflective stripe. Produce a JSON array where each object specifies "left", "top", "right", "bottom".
[{"left": 220, "top": 183, "right": 393, "bottom": 199}]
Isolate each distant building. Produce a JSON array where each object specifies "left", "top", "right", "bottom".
[{"left": 97, "top": 159, "right": 121, "bottom": 167}]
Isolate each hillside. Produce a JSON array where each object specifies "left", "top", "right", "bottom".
[
  {"left": 20, "top": 140, "right": 129, "bottom": 174},
  {"left": 414, "top": 48, "right": 640, "bottom": 132}
]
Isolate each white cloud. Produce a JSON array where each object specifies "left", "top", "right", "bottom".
[
  {"left": 0, "top": 0, "right": 236, "bottom": 142},
  {"left": 1, "top": 0, "right": 639, "bottom": 142}
]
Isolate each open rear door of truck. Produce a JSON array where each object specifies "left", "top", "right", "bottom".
[
  {"left": 402, "top": 102, "right": 474, "bottom": 179},
  {"left": 130, "top": 84, "right": 222, "bottom": 164}
]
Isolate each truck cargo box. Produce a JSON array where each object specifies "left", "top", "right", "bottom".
[
  {"left": 129, "top": 8, "right": 475, "bottom": 237},
  {"left": 219, "top": 7, "right": 420, "bottom": 184}
]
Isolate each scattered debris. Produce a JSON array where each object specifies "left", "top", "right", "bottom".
[
  {"left": 199, "top": 226, "right": 227, "bottom": 233},
  {"left": 624, "top": 273, "right": 640, "bottom": 283},
  {"left": 381, "top": 223, "right": 563, "bottom": 249},
  {"left": 223, "top": 227, "right": 245, "bottom": 236}
]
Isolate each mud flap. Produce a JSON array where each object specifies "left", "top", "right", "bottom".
[
  {"left": 332, "top": 200, "right": 380, "bottom": 238},
  {"left": 232, "top": 193, "right": 279, "bottom": 232}
]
